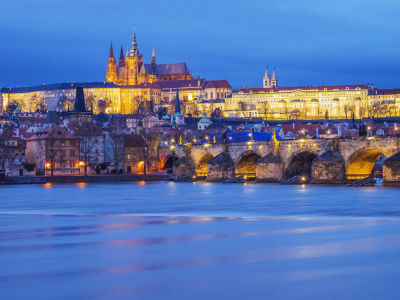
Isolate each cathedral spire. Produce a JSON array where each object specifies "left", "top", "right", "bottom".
[
  {"left": 265, "top": 67, "right": 271, "bottom": 79},
  {"left": 119, "top": 44, "right": 126, "bottom": 67},
  {"left": 271, "top": 68, "right": 278, "bottom": 87},
  {"left": 130, "top": 28, "right": 140, "bottom": 57},
  {"left": 151, "top": 43, "right": 156, "bottom": 66},
  {"left": 109, "top": 42, "right": 115, "bottom": 58},
  {"left": 272, "top": 68, "right": 277, "bottom": 80}
]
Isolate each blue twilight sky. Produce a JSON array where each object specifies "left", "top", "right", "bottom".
[{"left": 0, "top": 0, "right": 399, "bottom": 90}]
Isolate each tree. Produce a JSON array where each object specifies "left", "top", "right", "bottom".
[
  {"left": 208, "top": 102, "right": 215, "bottom": 115},
  {"left": 191, "top": 103, "right": 200, "bottom": 117},
  {"left": 259, "top": 101, "right": 269, "bottom": 120},
  {"left": 291, "top": 109, "right": 301, "bottom": 120},
  {"left": 7, "top": 99, "right": 26, "bottom": 113},
  {"left": 85, "top": 95, "right": 96, "bottom": 112},
  {"left": 36, "top": 127, "right": 64, "bottom": 177},
  {"left": 180, "top": 100, "right": 187, "bottom": 116},
  {"left": 59, "top": 96, "right": 74, "bottom": 111},
  {"left": 98, "top": 98, "right": 112, "bottom": 113},
  {"left": 29, "top": 94, "right": 46, "bottom": 112},
  {"left": 77, "top": 123, "right": 102, "bottom": 176},
  {"left": 237, "top": 101, "right": 247, "bottom": 118},
  {"left": 389, "top": 104, "right": 396, "bottom": 117},
  {"left": 131, "top": 96, "right": 145, "bottom": 114},
  {"left": 0, "top": 131, "right": 11, "bottom": 172},
  {"left": 211, "top": 107, "right": 223, "bottom": 119},
  {"left": 106, "top": 133, "right": 124, "bottom": 174},
  {"left": 344, "top": 104, "right": 349, "bottom": 119}
]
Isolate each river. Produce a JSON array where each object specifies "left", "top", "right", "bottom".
[{"left": 1, "top": 181, "right": 400, "bottom": 299}]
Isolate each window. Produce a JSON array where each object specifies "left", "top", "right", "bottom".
[
  {"left": 70, "top": 151, "right": 75, "bottom": 157},
  {"left": 70, "top": 161, "right": 75, "bottom": 168},
  {"left": 70, "top": 140, "right": 75, "bottom": 146},
  {"left": 60, "top": 140, "right": 65, "bottom": 146},
  {"left": 61, "top": 151, "right": 66, "bottom": 157}
]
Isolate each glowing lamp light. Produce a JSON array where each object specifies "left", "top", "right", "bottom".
[
  {"left": 244, "top": 176, "right": 247, "bottom": 180},
  {"left": 301, "top": 177, "right": 306, "bottom": 181},
  {"left": 171, "top": 139, "right": 175, "bottom": 143},
  {"left": 300, "top": 139, "right": 305, "bottom": 143},
  {"left": 139, "top": 161, "right": 144, "bottom": 165},
  {"left": 45, "top": 163, "right": 51, "bottom": 168},
  {"left": 79, "top": 161, "right": 85, "bottom": 166},
  {"left": 368, "top": 127, "right": 371, "bottom": 130},
  {"left": 164, "top": 141, "right": 167, "bottom": 145},
  {"left": 204, "top": 143, "right": 210, "bottom": 148},
  {"left": 192, "top": 175, "right": 196, "bottom": 179},
  {"left": 396, "top": 127, "right": 399, "bottom": 130},
  {"left": 170, "top": 145, "right": 176, "bottom": 150}
]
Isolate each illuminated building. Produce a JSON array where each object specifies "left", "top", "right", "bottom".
[
  {"left": 227, "top": 84, "right": 370, "bottom": 119},
  {"left": 106, "top": 30, "right": 192, "bottom": 86}
]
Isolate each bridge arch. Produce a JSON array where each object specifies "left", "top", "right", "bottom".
[
  {"left": 196, "top": 153, "right": 214, "bottom": 176},
  {"left": 284, "top": 149, "right": 318, "bottom": 180},
  {"left": 345, "top": 146, "right": 388, "bottom": 180},
  {"left": 235, "top": 150, "right": 262, "bottom": 178},
  {"left": 162, "top": 155, "right": 180, "bottom": 170}
]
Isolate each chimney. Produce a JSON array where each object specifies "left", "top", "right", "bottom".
[{"left": 337, "top": 126, "right": 342, "bottom": 137}]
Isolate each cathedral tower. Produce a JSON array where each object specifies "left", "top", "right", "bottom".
[
  {"left": 106, "top": 43, "right": 117, "bottom": 83},
  {"left": 125, "top": 29, "right": 144, "bottom": 85},
  {"left": 271, "top": 68, "right": 278, "bottom": 87},
  {"left": 263, "top": 67, "right": 271, "bottom": 88}
]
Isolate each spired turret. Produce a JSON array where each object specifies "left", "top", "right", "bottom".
[{"left": 106, "top": 42, "right": 117, "bottom": 83}]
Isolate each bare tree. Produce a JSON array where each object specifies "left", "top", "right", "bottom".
[
  {"left": 192, "top": 103, "right": 200, "bottom": 117},
  {"left": 259, "top": 101, "right": 269, "bottom": 120},
  {"left": 59, "top": 96, "right": 74, "bottom": 111},
  {"left": 237, "top": 101, "right": 247, "bottom": 117},
  {"left": 0, "top": 131, "right": 11, "bottom": 172},
  {"left": 85, "top": 95, "right": 96, "bottom": 112},
  {"left": 37, "top": 128, "right": 63, "bottom": 177},
  {"left": 106, "top": 134, "right": 124, "bottom": 174},
  {"left": 77, "top": 125, "right": 102, "bottom": 176},
  {"left": 344, "top": 104, "right": 349, "bottom": 119}
]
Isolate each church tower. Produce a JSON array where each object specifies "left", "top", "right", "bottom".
[
  {"left": 263, "top": 67, "right": 271, "bottom": 88},
  {"left": 271, "top": 68, "right": 278, "bottom": 87},
  {"left": 125, "top": 29, "right": 144, "bottom": 85},
  {"left": 106, "top": 43, "right": 117, "bottom": 83}
]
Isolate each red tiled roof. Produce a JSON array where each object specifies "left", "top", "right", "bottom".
[
  {"left": 204, "top": 80, "right": 232, "bottom": 89},
  {"left": 27, "top": 125, "right": 78, "bottom": 141}
]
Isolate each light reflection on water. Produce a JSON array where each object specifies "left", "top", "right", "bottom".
[
  {"left": 1, "top": 181, "right": 399, "bottom": 219},
  {"left": 2, "top": 183, "right": 400, "bottom": 299}
]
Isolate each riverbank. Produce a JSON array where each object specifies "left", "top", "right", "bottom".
[{"left": 0, "top": 174, "right": 173, "bottom": 184}]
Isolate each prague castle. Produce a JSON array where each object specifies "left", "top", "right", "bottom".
[{"left": 106, "top": 30, "right": 192, "bottom": 85}]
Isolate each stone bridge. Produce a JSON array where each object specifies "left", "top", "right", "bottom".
[{"left": 158, "top": 137, "right": 400, "bottom": 185}]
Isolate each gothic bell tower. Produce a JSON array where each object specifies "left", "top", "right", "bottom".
[{"left": 106, "top": 43, "right": 117, "bottom": 83}]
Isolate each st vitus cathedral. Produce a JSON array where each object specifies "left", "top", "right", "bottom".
[{"left": 106, "top": 30, "right": 192, "bottom": 85}]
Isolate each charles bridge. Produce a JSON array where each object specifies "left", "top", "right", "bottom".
[{"left": 158, "top": 136, "right": 400, "bottom": 185}]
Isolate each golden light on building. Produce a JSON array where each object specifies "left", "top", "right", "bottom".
[{"left": 79, "top": 161, "right": 85, "bottom": 166}]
